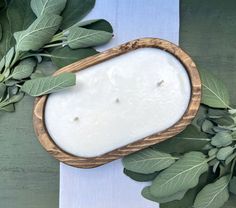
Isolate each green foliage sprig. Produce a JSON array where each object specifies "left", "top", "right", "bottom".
[
  {"left": 0, "top": 0, "right": 113, "bottom": 112},
  {"left": 123, "top": 69, "right": 236, "bottom": 208}
]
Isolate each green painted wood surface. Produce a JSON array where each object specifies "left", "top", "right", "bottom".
[
  {"left": 0, "top": 0, "right": 236, "bottom": 207},
  {"left": 180, "top": 0, "right": 236, "bottom": 103},
  {"left": 0, "top": 96, "right": 59, "bottom": 208}
]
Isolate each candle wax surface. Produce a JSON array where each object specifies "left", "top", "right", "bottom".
[{"left": 45, "top": 48, "right": 191, "bottom": 157}]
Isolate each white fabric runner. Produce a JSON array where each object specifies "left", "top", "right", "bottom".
[{"left": 60, "top": 0, "right": 180, "bottom": 207}]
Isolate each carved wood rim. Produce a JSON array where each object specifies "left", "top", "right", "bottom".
[{"left": 33, "top": 38, "right": 201, "bottom": 168}]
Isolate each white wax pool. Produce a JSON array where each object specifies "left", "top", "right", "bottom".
[{"left": 45, "top": 48, "right": 191, "bottom": 157}]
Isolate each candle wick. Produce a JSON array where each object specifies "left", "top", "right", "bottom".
[
  {"left": 157, "top": 80, "right": 164, "bottom": 87},
  {"left": 74, "top": 117, "right": 79, "bottom": 121}
]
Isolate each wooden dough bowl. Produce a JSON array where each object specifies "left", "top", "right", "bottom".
[{"left": 33, "top": 38, "right": 201, "bottom": 168}]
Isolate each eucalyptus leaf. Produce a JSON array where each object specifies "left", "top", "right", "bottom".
[
  {"left": 31, "top": 0, "right": 67, "bottom": 17},
  {"left": 11, "top": 58, "right": 36, "bottom": 79},
  {"left": 208, "top": 108, "right": 229, "bottom": 119},
  {"left": 67, "top": 27, "right": 112, "bottom": 49},
  {"left": 14, "top": 14, "right": 62, "bottom": 52},
  {"left": 213, "top": 116, "right": 235, "bottom": 127},
  {"left": 213, "top": 161, "right": 220, "bottom": 173},
  {"left": 0, "top": 73, "right": 4, "bottom": 82},
  {"left": 153, "top": 125, "right": 210, "bottom": 154},
  {"left": 122, "top": 148, "right": 176, "bottom": 174},
  {"left": 208, "top": 148, "right": 218, "bottom": 157},
  {"left": 211, "top": 132, "right": 233, "bottom": 147},
  {"left": 150, "top": 152, "right": 208, "bottom": 198},
  {"left": 5, "top": 79, "right": 20, "bottom": 86},
  {"left": 50, "top": 46, "right": 97, "bottom": 68},
  {"left": 0, "top": 92, "right": 24, "bottom": 108},
  {"left": 0, "top": 57, "right": 5, "bottom": 72},
  {"left": 193, "top": 175, "right": 230, "bottom": 208},
  {"left": 225, "top": 153, "right": 236, "bottom": 165},
  {"left": 229, "top": 177, "right": 236, "bottom": 195},
  {"left": 200, "top": 69, "right": 231, "bottom": 108},
  {"left": 21, "top": 72, "right": 76, "bottom": 96},
  {"left": 217, "top": 147, "right": 234, "bottom": 161},
  {"left": 123, "top": 169, "right": 158, "bottom": 182},
  {"left": 142, "top": 186, "right": 187, "bottom": 203},
  {"left": 202, "top": 119, "right": 214, "bottom": 134},
  {"left": 61, "top": 0, "right": 95, "bottom": 29}
]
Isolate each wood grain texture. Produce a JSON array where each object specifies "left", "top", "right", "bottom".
[{"left": 33, "top": 38, "right": 201, "bottom": 168}]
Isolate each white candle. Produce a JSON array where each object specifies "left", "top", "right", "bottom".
[{"left": 45, "top": 48, "right": 191, "bottom": 157}]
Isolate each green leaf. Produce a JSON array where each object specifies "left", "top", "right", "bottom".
[
  {"left": 122, "top": 148, "right": 176, "bottom": 174},
  {"left": 11, "top": 58, "right": 36, "bottom": 80},
  {"left": 0, "top": 57, "right": 5, "bottom": 72},
  {"left": 202, "top": 119, "right": 214, "bottom": 134},
  {"left": 223, "top": 194, "right": 236, "bottom": 208},
  {"left": 4, "top": 46, "right": 14, "bottom": 69},
  {"left": 153, "top": 125, "right": 210, "bottom": 154},
  {"left": 217, "top": 147, "right": 234, "bottom": 161},
  {"left": 208, "top": 108, "right": 229, "bottom": 119},
  {"left": 61, "top": 0, "right": 95, "bottom": 29},
  {"left": 142, "top": 186, "right": 187, "bottom": 203},
  {"left": 0, "top": 11, "right": 12, "bottom": 59},
  {"left": 229, "top": 177, "right": 236, "bottom": 195},
  {"left": 0, "top": 82, "right": 6, "bottom": 98},
  {"left": 67, "top": 27, "right": 112, "bottom": 49},
  {"left": 0, "top": 103, "right": 14, "bottom": 112},
  {"left": 50, "top": 46, "right": 97, "bottom": 68},
  {"left": 160, "top": 172, "right": 216, "bottom": 208},
  {"left": 211, "top": 132, "right": 233, "bottom": 147},
  {"left": 21, "top": 72, "right": 76, "bottom": 96},
  {"left": 193, "top": 175, "right": 230, "bottom": 208},
  {"left": 0, "top": 23, "right": 2, "bottom": 41},
  {"left": 213, "top": 116, "right": 235, "bottom": 127},
  {"left": 225, "top": 153, "right": 236, "bottom": 165},
  {"left": 150, "top": 152, "right": 208, "bottom": 198},
  {"left": 208, "top": 148, "right": 218, "bottom": 157},
  {"left": 31, "top": 0, "right": 67, "bottom": 17},
  {"left": 0, "top": 92, "right": 24, "bottom": 108},
  {"left": 123, "top": 169, "right": 158, "bottom": 182},
  {"left": 14, "top": 14, "right": 62, "bottom": 52},
  {"left": 200, "top": 69, "right": 230, "bottom": 108},
  {"left": 6, "top": 0, "right": 36, "bottom": 46},
  {"left": 77, "top": 19, "right": 113, "bottom": 33},
  {"left": 213, "top": 161, "right": 220, "bottom": 173},
  {"left": 5, "top": 79, "right": 19, "bottom": 87}
]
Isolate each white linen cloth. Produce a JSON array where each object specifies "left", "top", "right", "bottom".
[{"left": 60, "top": 0, "right": 180, "bottom": 207}]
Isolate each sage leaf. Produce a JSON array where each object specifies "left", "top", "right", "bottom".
[
  {"left": 153, "top": 125, "right": 210, "bottom": 154},
  {"left": 223, "top": 195, "right": 236, "bottom": 208},
  {"left": 208, "top": 108, "right": 229, "bottom": 119},
  {"left": 211, "top": 132, "right": 233, "bottom": 147},
  {"left": 142, "top": 186, "right": 187, "bottom": 203},
  {"left": 123, "top": 169, "right": 158, "bottom": 182},
  {"left": 61, "top": 0, "right": 95, "bottom": 29},
  {"left": 4, "top": 47, "right": 14, "bottom": 69},
  {"left": 0, "top": 82, "right": 6, "bottom": 98},
  {"left": 0, "top": 103, "right": 14, "bottom": 112},
  {"left": 76, "top": 19, "right": 113, "bottom": 33},
  {"left": 21, "top": 72, "right": 76, "bottom": 96},
  {"left": 50, "top": 46, "right": 97, "bottom": 68},
  {"left": 200, "top": 69, "right": 230, "bottom": 108},
  {"left": 193, "top": 175, "right": 230, "bottom": 208},
  {"left": 67, "top": 27, "right": 112, "bottom": 49},
  {"left": 122, "top": 148, "right": 176, "bottom": 174},
  {"left": 0, "top": 11, "right": 12, "bottom": 59},
  {"left": 213, "top": 116, "right": 234, "bottom": 127},
  {"left": 216, "top": 147, "right": 234, "bottom": 161},
  {"left": 31, "top": 0, "right": 67, "bottom": 17},
  {"left": 5, "top": 79, "right": 19, "bottom": 87},
  {"left": 0, "top": 57, "right": 5, "bottom": 72},
  {"left": 229, "top": 177, "right": 236, "bottom": 195},
  {"left": 150, "top": 152, "right": 208, "bottom": 198},
  {"left": 12, "top": 58, "right": 36, "bottom": 80},
  {"left": 0, "top": 23, "right": 2, "bottom": 41},
  {"left": 208, "top": 148, "right": 218, "bottom": 157},
  {"left": 14, "top": 14, "right": 62, "bottom": 52},
  {"left": 213, "top": 161, "right": 220, "bottom": 173},
  {"left": 7, "top": 0, "right": 35, "bottom": 46},
  {"left": 0, "top": 92, "right": 24, "bottom": 108}
]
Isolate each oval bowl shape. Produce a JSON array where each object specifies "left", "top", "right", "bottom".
[{"left": 33, "top": 38, "right": 201, "bottom": 168}]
